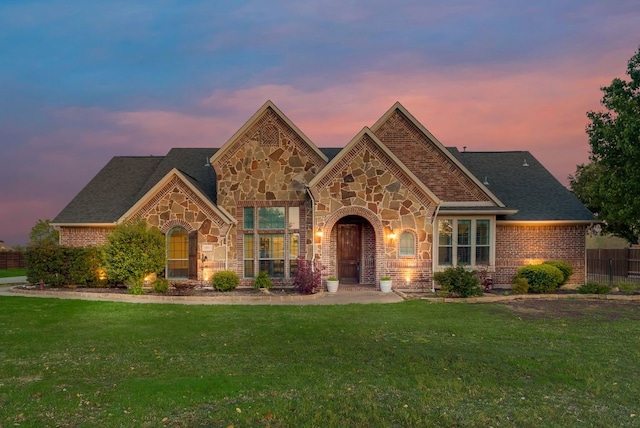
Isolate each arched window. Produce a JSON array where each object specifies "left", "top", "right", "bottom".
[
  {"left": 399, "top": 231, "right": 415, "bottom": 256},
  {"left": 167, "top": 227, "right": 188, "bottom": 278}
]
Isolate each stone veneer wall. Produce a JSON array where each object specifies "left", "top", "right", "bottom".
[
  {"left": 314, "top": 135, "right": 436, "bottom": 289},
  {"left": 213, "top": 107, "right": 328, "bottom": 281},
  {"left": 59, "top": 226, "right": 113, "bottom": 247},
  {"left": 134, "top": 178, "right": 231, "bottom": 278},
  {"left": 494, "top": 223, "right": 587, "bottom": 286},
  {"left": 374, "top": 110, "right": 490, "bottom": 202}
]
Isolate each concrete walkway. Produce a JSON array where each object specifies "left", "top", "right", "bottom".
[
  {"left": 0, "top": 282, "right": 405, "bottom": 305},
  {"left": 0, "top": 276, "right": 27, "bottom": 284}
]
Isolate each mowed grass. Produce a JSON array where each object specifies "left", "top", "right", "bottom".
[
  {"left": 1, "top": 297, "right": 639, "bottom": 427},
  {"left": 0, "top": 268, "right": 26, "bottom": 278}
]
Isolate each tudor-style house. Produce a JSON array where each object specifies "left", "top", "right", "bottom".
[{"left": 51, "top": 101, "right": 594, "bottom": 289}]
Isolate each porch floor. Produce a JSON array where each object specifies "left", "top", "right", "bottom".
[{"left": 335, "top": 283, "right": 378, "bottom": 292}]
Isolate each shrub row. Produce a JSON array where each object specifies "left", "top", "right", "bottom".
[{"left": 25, "top": 245, "right": 104, "bottom": 287}]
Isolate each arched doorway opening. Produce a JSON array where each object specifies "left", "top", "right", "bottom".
[
  {"left": 333, "top": 215, "right": 376, "bottom": 284},
  {"left": 167, "top": 226, "right": 189, "bottom": 279}
]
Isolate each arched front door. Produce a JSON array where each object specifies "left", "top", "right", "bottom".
[
  {"left": 337, "top": 222, "right": 361, "bottom": 284},
  {"left": 335, "top": 215, "right": 376, "bottom": 284}
]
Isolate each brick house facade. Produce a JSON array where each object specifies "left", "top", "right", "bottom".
[{"left": 52, "top": 101, "right": 594, "bottom": 289}]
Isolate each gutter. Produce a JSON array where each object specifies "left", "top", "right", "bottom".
[{"left": 306, "top": 186, "right": 317, "bottom": 265}]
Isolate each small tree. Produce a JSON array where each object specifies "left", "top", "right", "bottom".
[
  {"left": 29, "top": 219, "right": 59, "bottom": 247},
  {"left": 102, "top": 219, "right": 165, "bottom": 288}
]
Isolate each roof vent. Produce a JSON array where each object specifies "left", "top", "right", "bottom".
[
  {"left": 204, "top": 156, "right": 211, "bottom": 167},
  {"left": 483, "top": 176, "right": 489, "bottom": 186},
  {"left": 523, "top": 159, "right": 529, "bottom": 167}
]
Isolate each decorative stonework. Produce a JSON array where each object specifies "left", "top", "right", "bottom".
[
  {"left": 135, "top": 179, "right": 230, "bottom": 264},
  {"left": 213, "top": 108, "right": 327, "bottom": 220},
  {"left": 312, "top": 132, "right": 437, "bottom": 287}
]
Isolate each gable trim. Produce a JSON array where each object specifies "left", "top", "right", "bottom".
[
  {"left": 210, "top": 100, "right": 328, "bottom": 168},
  {"left": 119, "top": 168, "right": 236, "bottom": 226},
  {"left": 309, "top": 126, "right": 441, "bottom": 209}
]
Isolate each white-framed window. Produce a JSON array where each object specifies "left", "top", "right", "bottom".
[
  {"left": 399, "top": 231, "right": 416, "bottom": 256},
  {"left": 243, "top": 204, "right": 301, "bottom": 278},
  {"left": 436, "top": 218, "right": 493, "bottom": 268}
]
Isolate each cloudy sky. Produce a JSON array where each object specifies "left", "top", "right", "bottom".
[{"left": 1, "top": 1, "right": 639, "bottom": 246}]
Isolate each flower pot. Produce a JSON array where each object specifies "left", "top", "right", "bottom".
[
  {"left": 380, "top": 279, "right": 392, "bottom": 293},
  {"left": 327, "top": 280, "right": 339, "bottom": 293}
]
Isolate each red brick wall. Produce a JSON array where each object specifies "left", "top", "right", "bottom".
[
  {"left": 374, "top": 111, "right": 489, "bottom": 202},
  {"left": 495, "top": 223, "right": 587, "bottom": 286},
  {"left": 59, "top": 227, "right": 113, "bottom": 247}
]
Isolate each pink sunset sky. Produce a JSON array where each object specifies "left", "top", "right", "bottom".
[{"left": 0, "top": 1, "right": 639, "bottom": 246}]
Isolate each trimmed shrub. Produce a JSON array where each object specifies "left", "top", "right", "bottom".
[
  {"left": 102, "top": 219, "right": 165, "bottom": 286},
  {"left": 153, "top": 277, "right": 170, "bottom": 293},
  {"left": 543, "top": 260, "right": 573, "bottom": 285},
  {"left": 25, "top": 245, "right": 102, "bottom": 287},
  {"left": 253, "top": 271, "right": 273, "bottom": 289},
  {"left": 515, "top": 264, "right": 564, "bottom": 294},
  {"left": 577, "top": 282, "right": 612, "bottom": 294},
  {"left": 618, "top": 283, "right": 639, "bottom": 294},
  {"left": 511, "top": 276, "right": 529, "bottom": 294},
  {"left": 212, "top": 270, "right": 239, "bottom": 291},
  {"left": 433, "top": 266, "right": 482, "bottom": 298}
]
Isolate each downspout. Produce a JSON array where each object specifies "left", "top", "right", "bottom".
[
  {"left": 431, "top": 204, "right": 441, "bottom": 292},
  {"left": 306, "top": 186, "right": 316, "bottom": 264},
  {"left": 224, "top": 226, "right": 232, "bottom": 271}
]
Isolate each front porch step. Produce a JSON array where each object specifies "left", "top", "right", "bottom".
[{"left": 334, "top": 284, "right": 378, "bottom": 292}]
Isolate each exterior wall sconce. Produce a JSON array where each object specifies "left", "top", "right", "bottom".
[{"left": 387, "top": 231, "right": 396, "bottom": 240}]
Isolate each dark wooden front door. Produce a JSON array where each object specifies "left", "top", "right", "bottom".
[{"left": 337, "top": 223, "right": 361, "bottom": 284}]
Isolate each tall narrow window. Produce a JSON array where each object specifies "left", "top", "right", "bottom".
[
  {"left": 289, "top": 233, "right": 300, "bottom": 276},
  {"left": 244, "top": 234, "right": 255, "bottom": 278},
  {"left": 399, "top": 231, "right": 415, "bottom": 256},
  {"left": 476, "top": 220, "right": 490, "bottom": 265},
  {"left": 167, "top": 227, "right": 188, "bottom": 278},
  {"left": 457, "top": 220, "right": 471, "bottom": 265},
  {"left": 438, "top": 220, "right": 453, "bottom": 266}
]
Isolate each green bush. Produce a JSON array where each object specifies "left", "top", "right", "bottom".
[
  {"left": 515, "top": 264, "right": 564, "bottom": 294},
  {"left": 102, "top": 219, "right": 165, "bottom": 286},
  {"left": 212, "top": 270, "right": 239, "bottom": 291},
  {"left": 511, "top": 276, "right": 529, "bottom": 294},
  {"left": 127, "top": 279, "right": 144, "bottom": 295},
  {"left": 433, "top": 266, "right": 482, "bottom": 298},
  {"left": 153, "top": 277, "right": 170, "bottom": 293},
  {"left": 618, "top": 283, "right": 639, "bottom": 294},
  {"left": 25, "top": 245, "right": 102, "bottom": 287},
  {"left": 577, "top": 282, "right": 612, "bottom": 294},
  {"left": 253, "top": 271, "right": 272, "bottom": 289},
  {"left": 542, "top": 260, "right": 573, "bottom": 284}
]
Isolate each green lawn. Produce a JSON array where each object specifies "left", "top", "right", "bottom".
[
  {"left": 0, "top": 268, "right": 26, "bottom": 278},
  {"left": 1, "top": 298, "right": 639, "bottom": 427}
]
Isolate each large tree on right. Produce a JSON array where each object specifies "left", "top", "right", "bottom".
[{"left": 570, "top": 45, "right": 640, "bottom": 244}]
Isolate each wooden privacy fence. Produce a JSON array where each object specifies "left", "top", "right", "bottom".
[
  {"left": 0, "top": 251, "right": 25, "bottom": 269},
  {"left": 586, "top": 248, "right": 640, "bottom": 285}
]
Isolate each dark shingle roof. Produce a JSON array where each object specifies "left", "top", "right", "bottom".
[
  {"left": 320, "top": 147, "right": 342, "bottom": 161},
  {"left": 53, "top": 148, "right": 218, "bottom": 224},
  {"left": 449, "top": 149, "right": 594, "bottom": 221}
]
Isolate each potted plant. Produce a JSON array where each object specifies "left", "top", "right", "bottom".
[
  {"left": 326, "top": 276, "right": 339, "bottom": 293},
  {"left": 380, "top": 276, "right": 392, "bottom": 293}
]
